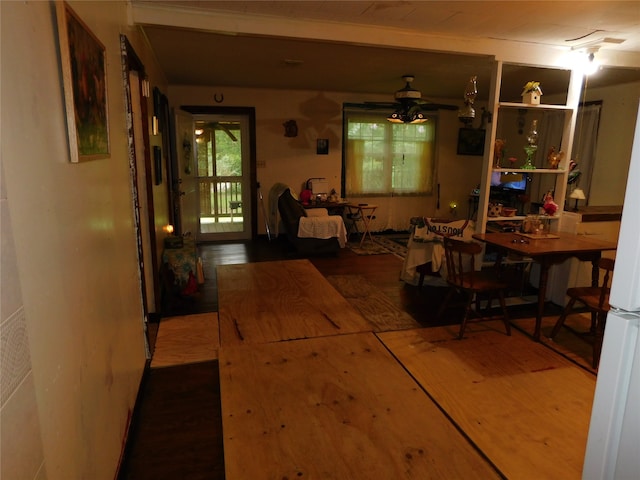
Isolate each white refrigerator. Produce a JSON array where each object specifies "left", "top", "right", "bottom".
[{"left": 583, "top": 102, "right": 640, "bottom": 478}]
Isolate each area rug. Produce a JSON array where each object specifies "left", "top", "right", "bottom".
[
  {"left": 326, "top": 274, "right": 420, "bottom": 332},
  {"left": 151, "top": 313, "right": 220, "bottom": 368},
  {"left": 372, "top": 234, "right": 409, "bottom": 258},
  {"left": 345, "top": 239, "right": 394, "bottom": 256}
]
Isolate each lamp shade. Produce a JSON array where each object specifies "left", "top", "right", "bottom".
[{"left": 569, "top": 188, "right": 586, "bottom": 200}]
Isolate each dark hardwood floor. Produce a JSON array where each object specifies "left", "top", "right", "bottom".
[{"left": 119, "top": 235, "right": 555, "bottom": 479}]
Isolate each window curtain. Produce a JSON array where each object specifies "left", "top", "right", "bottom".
[
  {"left": 344, "top": 111, "right": 435, "bottom": 196},
  {"left": 571, "top": 103, "right": 602, "bottom": 201},
  {"left": 413, "top": 135, "right": 433, "bottom": 194},
  {"left": 531, "top": 111, "right": 566, "bottom": 202},
  {"left": 531, "top": 105, "right": 600, "bottom": 204},
  {"left": 345, "top": 139, "right": 365, "bottom": 195}
]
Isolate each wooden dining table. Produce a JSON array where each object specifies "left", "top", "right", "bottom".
[{"left": 473, "top": 231, "right": 617, "bottom": 340}]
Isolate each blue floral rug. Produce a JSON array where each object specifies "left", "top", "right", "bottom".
[{"left": 373, "top": 234, "right": 409, "bottom": 258}]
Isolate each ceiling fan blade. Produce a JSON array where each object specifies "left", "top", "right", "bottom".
[{"left": 420, "top": 102, "right": 459, "bottom": 111}]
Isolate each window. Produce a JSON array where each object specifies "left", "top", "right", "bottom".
[{"left": 344, "top": 111, "right": 436, "bottom": 196}]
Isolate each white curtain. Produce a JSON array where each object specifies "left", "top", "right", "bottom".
[
  {"left": 571, "top": 103, "right": 602, "bottom": 202},
  {"left": 531, "top": 104, "right": 601, "bottom": 205},
  {"left": 531, "top": 112, "right": 565, "bottom": 202}
]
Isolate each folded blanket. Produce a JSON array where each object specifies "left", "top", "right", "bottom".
[{"left": 298, "top": 216, "right": 347, "bottom": 247}]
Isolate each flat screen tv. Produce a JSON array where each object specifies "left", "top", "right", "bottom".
[{"left": 490, "top": 171, "right": 529, "bottom": 192}]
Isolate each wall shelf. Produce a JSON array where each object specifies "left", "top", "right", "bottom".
[
  {"left": 476, "top": 61, "right": 583, "bottom": 235},
  {"left": 486, "top": 215, "right": 560, "bottom": 222},
  {"left": 492, "top": 168, "right": 566, "bottom": 174},
  {"left": 498, "top": 102, "right": 573, "bottom": 111}
]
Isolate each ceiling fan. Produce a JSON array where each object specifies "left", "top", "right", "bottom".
[{"left": 361, "top": 75, "right": 458, "bottom": 123}]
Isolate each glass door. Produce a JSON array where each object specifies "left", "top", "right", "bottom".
[{"left": 194, "top": 114, "right": 252, "bottom": 241}]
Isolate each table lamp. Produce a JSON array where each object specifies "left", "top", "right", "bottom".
[{"left": 569, "top": 188, "right": 586, "bottom": 212}]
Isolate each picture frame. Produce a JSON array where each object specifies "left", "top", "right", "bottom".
[
  {"left": 456, "top": 128, "right": 485, "bottom": 156},
  {"left": 154, "top": 146, "right": 162, "bottom": 185},
  {"left": 316, "top": 138, "right": 329, "bottom": 155},
  {"left": 56, "top": 1, "right": 110, "bottom": 163}
]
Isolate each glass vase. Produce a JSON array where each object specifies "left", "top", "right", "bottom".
[{"left": 522, "top": 145, "right": 537, "bottom": 170}]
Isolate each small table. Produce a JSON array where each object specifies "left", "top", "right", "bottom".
[
  {"left": 345, "top": 204, "right": 378, "bottom": 246},
  {"left": 162, "top": 237, "right": 199, "bottom": 285},
  {"left": 473, "top": 232, "right": 617, "bottom": 341},
  {"left": 302, "top": 201, "right": 347, "bottom": 216}
]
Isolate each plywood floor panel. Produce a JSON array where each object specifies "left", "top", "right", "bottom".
[
  {"left": 378, "top": 323, "right": 597, "bottom": 480},
  {"left": 217, "top": 259, "right": 373, "bottom": 346},
  {"left": 151, "top": 313, "right": 219, "bottom": 368},
  {"left": 219, "top": 332, "right": 502, "bottom": 479}
]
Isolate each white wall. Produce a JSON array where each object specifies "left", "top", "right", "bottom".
[
  {"left": 0, "top": 1, "right": 164, "bottom": 478},
  {"left": 169, "top": 85, "right": 484, "bottom": 232}
]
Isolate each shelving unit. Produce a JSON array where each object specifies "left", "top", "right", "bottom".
[
  {"left": 486, "top": 215, "right": 561, "bottom": 223},
  {"left": 476, "top": 61, "right": 584, "bottom": 234}
]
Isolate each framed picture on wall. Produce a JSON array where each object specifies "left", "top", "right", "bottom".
[
  {"left": 316, "top": 138, "right": 329, "bottom": 155},
  {"left": 456, "top": 128, "right": 485, "bottom": 156},
  {"left": 56, "top": 1, "right": 110, "bottom": 163}
]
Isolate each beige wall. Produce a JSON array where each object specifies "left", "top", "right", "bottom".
[
  {"left": 169, "top": 85, "right": 485, "bottom": 232},
  {"left": 585, "top": 81, "right": 640, "bottom": 206},
  {"left": 1, "top": 1, "right": 166, "bottom": 478}
]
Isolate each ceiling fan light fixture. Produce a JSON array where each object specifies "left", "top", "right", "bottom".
[
  {"left": 394, "top": 75, "right": 422, "bottom": 101},
  {"left": 387, "top": 110, "right": 428, "bottom": 124},
  {"left": 409, "top": 112, "right": 428, "bottom": 124},
  {"left": 387, "top": 112, "right": 405, "bottom": 123}
]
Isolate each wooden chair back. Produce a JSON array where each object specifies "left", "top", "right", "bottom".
[
  {"left": 596, "top": 257, "right": 615, "bottom": 311},
  {"left": 443, "top": 236, "right": 482, "bottom": 289},
  {"left": 440, "top": 236, "right": 511, "bottom": 339},
  {"left": 551, "top": 256, "right": 615, "bottom": 369}
]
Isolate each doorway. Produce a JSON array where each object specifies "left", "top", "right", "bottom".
[
  {"left": 175, "top": 107, "right": 257, "bottom": 242},
  {"left": 120, "top": 35, "right": 158, "bottom": 355}
]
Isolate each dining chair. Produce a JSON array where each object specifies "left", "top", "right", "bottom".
[
  {"left": 438, "top": 237, "right": 511, "bottom": 339},
  {"left": 550, "top": 257, "right": 615, "bottom": 369}
]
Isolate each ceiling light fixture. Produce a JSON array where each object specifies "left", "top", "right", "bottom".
[
  {"left": 569, "top": 36, "right": 625, "bottom": 51},
  {"left": 584, "top": 51, "right": 600, "bottom": 76}
]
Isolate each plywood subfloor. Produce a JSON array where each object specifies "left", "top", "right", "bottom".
[
  {"left": 219, "top": 332, "right": 501, "bottom": 479},
  {"left": 151, "top": 313, "right": 219, "bottom": 368},
  {"left": 217, "top": 259, "right": 373, "bottom": 346},
  {"left": 378, "top": 322, "right": 597, "bottom": 480},
  {"left": 326, "top": 274, "right": 420, "bottom": 331},
  {"left": 512, "top": 313, "right": 598, "bottom": 373}
]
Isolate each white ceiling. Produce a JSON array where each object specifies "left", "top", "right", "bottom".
[{"left": 132, "top": 1, "right": 640, "bottom": 100}]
